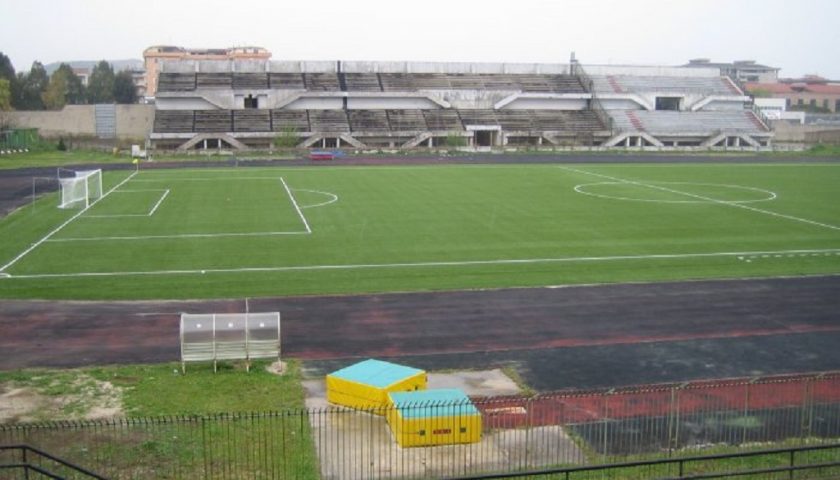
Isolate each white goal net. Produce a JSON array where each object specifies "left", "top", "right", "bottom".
[{"left": 58, "top": 169, "right": 103, "bottom": 209}]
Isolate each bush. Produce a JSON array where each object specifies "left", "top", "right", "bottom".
[
  {"left": 57, "top": 137, "right": 66, "bottom": 151},
  {"left": 273, "top": 127, "right": 299, "bottom": 149},
  {"left": 444, "top": 133, "right": 467, "bottom": 148}
]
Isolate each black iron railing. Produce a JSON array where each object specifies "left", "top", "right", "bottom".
[{"left": 0, "top": 444, "right": 108, "bottom": 479}]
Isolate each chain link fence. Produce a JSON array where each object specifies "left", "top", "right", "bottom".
[{"left": 1, "top": 372, "right": 839, "bottom": 479}]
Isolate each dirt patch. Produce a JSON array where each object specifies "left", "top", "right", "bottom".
[
  {"left": 0, "top": 375, "right": 124, "bottom": 423},
  {"left": 265, "top": 360, "right": 287, "bottom": 375}
]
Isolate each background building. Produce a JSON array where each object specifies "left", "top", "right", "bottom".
[
  {"left": 683, "top": 59, "right": 780, "bottom": 84},
  {"left": 143, "top": 46, "right": 272, "bottom": 98},
  {"left": 746, "top": 77, "right": 840, "bottom": 113}
]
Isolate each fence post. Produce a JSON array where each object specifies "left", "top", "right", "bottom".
[
  {"left": 743, "top": 379, "right": 758, "bottom": 445},
  {"left": 789, "top": 449, "right": 795, "bottom": 480},
  {"left": 22, "top": 447, "right": 30, "bottom": 480}
]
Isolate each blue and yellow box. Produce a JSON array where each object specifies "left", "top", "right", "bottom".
[
  {"left": 386, "top": 389, "right": 482, "bottom": 447},
  {"left": 326, "top": 359, "right": 427, "bottom": 413}
]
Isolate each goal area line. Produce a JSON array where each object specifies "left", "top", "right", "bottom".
[
  {"left": 48, "top": 176, "right": 312, "bottom": 241},
  {"left": 3, "top": 247, "right": 839, "bottom": 280}
]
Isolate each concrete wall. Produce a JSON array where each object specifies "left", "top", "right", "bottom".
[
  {"left": 347, "top": 97, "right": 440, "bottom": 109},
  {"left": 284, "top": 97, "right": 344, "bottom": 110},
  {"left": 165, "top": 60, "right": 572, "bottom": 75},
  {"left": 773, "top": 121, "right": 840, "bottom": 144},
  {"left": 4, "top": 105, "right": 153, "bottom": 140},
  {"left": 501, "top": 97, "right": 588, "bottom": 110},
  {"left": 584, "top": 65, "right": 719, "bottom": 77}
]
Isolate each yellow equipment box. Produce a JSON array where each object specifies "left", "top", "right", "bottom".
[
  {"left": 387, "top": 389, "right": 482, "bottom": 447},
  {"left": 326, "top": 359, "right": 427, "bottom": 413}
]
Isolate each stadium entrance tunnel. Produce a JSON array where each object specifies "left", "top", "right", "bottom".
[{"left": 474, "top": 130, "right": 497, "bottom": 147}]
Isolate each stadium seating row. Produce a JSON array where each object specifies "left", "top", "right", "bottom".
[
  {"left": 153, "top": 109, "right": 606, "bottom": 134},
  {"left": 590, "top": 75, "right": 740, "bottom": 96},
  {"left": 157, "top": 72, "right": 587, "bottom": 93},
  {"left": 609, "top": 110, "right": 769, "bottom": 134}
]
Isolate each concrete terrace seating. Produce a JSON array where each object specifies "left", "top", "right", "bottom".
[
  {"left": 196, "top": 73, "right": 233, "bottom": 88},
  {"left": 422, "top": 110, "right": 464, "bottom": 130},
  {"left": 153, "top": 110, "right": 194, "bottom": 132},
  {"left": 377, "top": 73, "right": 585, "bottom": 93},
  {"left": 610, "top": 110, "right": 768, "bottom": 134},
  {"left": 158, "top": 71, "right": 586, "bottom": 93},
  {"left": 533, "top": 110, "right": 603, "bottom": 132},
  {"left": 308, "top": 109, "right": 350, "bottom": 131},
  {"left": 269, "top": 73, "right": 306, "bottom": 89},
  {"left": 233, "top": 110, "right": 271, "bottom": 132},
  {"left": 591, "top": 75, "right": 739, "bottom": 96},
  {"left": 458, "top": 109, "right": 499, "bottom": 126},
  {"left": 194, "top": 110, "right": 232, "bottom": 132},
  {"left": 348, "top": 110, "right": 390, "bottom": 131},
  {"left": 495, "top": 110, "right": 533, "bottom": 130},
  {"left": 386, "top": 110, "right": 427, "bottom": 131},
  {"left": 303, "top": 73, "right": 341, "bottom": 91},
  {"left": 271, "top": 110, "right": 310, "bottom": 132},
  {"left": 343, "top": 73, "right": 382, "bottom": 92},
  {"left": 152, "top": 109, "right": 607, "bottom": 135},
  {"left": 157, "top": 73, "right": 196, "bottom": 92},
  {"left": 232, "top": 73, "right": 269, "bottom": 90}
]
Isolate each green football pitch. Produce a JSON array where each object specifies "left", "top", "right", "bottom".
[{"left": 0, "top": 162, "right": 839, "bottom": 300}]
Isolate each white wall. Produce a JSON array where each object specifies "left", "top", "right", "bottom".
[
  {"left": 347, "top": 97, "right": 440, "bottom": 109},
  {"left": 501, "top": 97, "right": 588, "bottom": 110},
  {"left": 283, "top": 97, "right": 344, "bottom": 109},
  {"left": 584, "top": 65, "right": 719, "bottom": 77}
]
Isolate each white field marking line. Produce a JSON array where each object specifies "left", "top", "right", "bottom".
[
  {"left": 130, "top": 177, "right": 281, "bottom": 183},
  {"left": 0, "top": 171, "right": 139, "bottom": 273},
  {"left": 295, "top": 189, "right": 339, "bottom": 209},
  {"left": 559, "top": 166, "right": 840, "bottom": 232},
  {"left": 574, "top": 182, "right": 777, "bottom": 204},
  {"left": 45, "top": 230, "right": 309, "bottom": 243},
  {"left": 113, "top": 189, "right": 170, "bottom": 192},
  {"left": 280, "top": 177, "right": 311, "bottom": 233},
  {"left": 4, "top": 247, "right": 840, "bottom": 280},
  {"left": 85, "top": 189, "right": 171, "bottom": 218},
  {"left": 146, "top": 189, "right": 170, "bottom": 216}
]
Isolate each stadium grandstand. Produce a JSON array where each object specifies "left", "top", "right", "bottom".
[{"left": 150, "top": 58, "right": 772, "bottom": 150}]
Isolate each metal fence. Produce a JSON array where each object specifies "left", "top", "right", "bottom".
[{"left": 1, "top": 372, "right": 839, "bottom": 479}]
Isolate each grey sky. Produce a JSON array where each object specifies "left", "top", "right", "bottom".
[{"left": 1, "top": 0, "right": 838, "bottom": 78}]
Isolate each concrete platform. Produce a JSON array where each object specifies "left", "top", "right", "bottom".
[{"left": 304, "top": 369, "right": 582, "bottom": 479}]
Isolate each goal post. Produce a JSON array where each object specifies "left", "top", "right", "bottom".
[{"left": 58, "top": 169, "right": 103, "bottom": 209}]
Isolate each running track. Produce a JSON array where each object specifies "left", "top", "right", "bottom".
[{"left": 1, "top": 275, "right": 839, "bottom": 391}]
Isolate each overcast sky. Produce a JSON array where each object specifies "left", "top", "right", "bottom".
[{"left": 1, "top": 0, "right": 838, "bottom": 78}]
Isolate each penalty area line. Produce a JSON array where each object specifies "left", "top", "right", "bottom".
[
  {"left": 0, "top": 171, "right": 139, "bottom": 273},
  {"left": 5, "top": 247, "right": 840, "bottom": 280}
]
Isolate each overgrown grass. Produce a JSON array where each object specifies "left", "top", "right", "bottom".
[
  {"left": 0, "top": 360, "right": 307, "bottom": 418},
  {"left": 0, "top": 360, "right": 319, "bottom": 479}
]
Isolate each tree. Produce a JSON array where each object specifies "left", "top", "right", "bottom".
[
  {"left": 87, "top": 60, "right": 115, "bottom": 103},
  {"left": 113, "top": 70, "right": 137, "bottom": 104},
  {"left": 55, "top": 64, "right": 86, "bottom": 104},
  {"left": 0, "top": 78, "right": 11, "bottom": 111},
  {"left": 16, "top": 61, "right": 48, "bottom": 110},
  {"left": 42, "top": 69, "right": 68, "bottom": 109},
  {"left": 0, "top": 52, "right": 15, "bottom": 84},
  {"left": 0, "top": 52, "right": 18, "bottom": 113}
]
